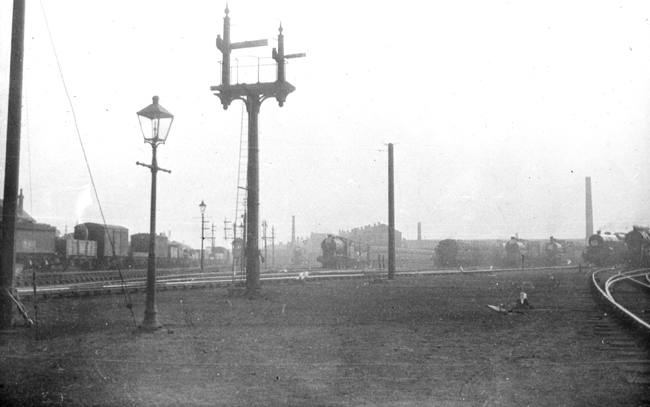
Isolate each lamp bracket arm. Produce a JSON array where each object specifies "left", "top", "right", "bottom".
[{"left": 136, "top": 161, "right": 152, "bottom": 170}]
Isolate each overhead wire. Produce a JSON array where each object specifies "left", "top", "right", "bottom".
[
  {"left": 25, "top": 101, "right": 39, "bottom": 338},
  {"left": 38, "top": 0, "right": 137, "bottom": 328}
]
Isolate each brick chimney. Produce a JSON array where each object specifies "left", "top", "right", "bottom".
[{"left": 18, "top": 188, "right": 24, "bottom": 213}]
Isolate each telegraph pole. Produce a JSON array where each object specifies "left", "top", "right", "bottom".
[
  {"left": 388, "top": 143, "right": 396, "bottom": 279},
  {"left": 212, "top": 6, "right": 304, "bottom": 298},
  {"left": 271, "top": 226, "right": 276, "bottom": 268},
  {"left": 262, "top": 220, "right": 268, "bottom": 270},
  {"left": 1, "top": 0, "right": 26, "bottom": 331},
  {"left": 223, "top": 218, "right": 232, "bottom": 240},
  {"left": 210, "top": 222, "right": 216, "bottom": 251}
]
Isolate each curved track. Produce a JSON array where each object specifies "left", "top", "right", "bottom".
[{"left": 592, "top": 267, "right": 650, "bottom": 332}]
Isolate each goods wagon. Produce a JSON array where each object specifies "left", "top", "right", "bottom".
[
  {"left": 55, "top": 237, "right": 98, "bottom": 270},
  {"left": 15, "top": 222, "right": 57, "bottom": 270},
  {"left": 74, "top": 223, "right": 129, "bottom": 269},
  {"left": 130, "top": 233, "right": 169, "bottom": 258}
]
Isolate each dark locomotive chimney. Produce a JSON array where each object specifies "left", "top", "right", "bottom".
[{"left": 585, "top": 176, "right": 593, "bottom": 241}]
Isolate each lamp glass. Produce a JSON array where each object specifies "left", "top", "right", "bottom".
[{"left": 137, "top": 96, "right": 174, "bottom": 145}]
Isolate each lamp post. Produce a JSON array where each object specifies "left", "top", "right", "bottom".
[
  {"left": 136, "top": 95, "right": 173, "bottom": 331},
  {"left": 199, "top": 200, "right": 206, "bottom": 272}
]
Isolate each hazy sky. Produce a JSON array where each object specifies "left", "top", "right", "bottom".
[{"left": 1, "top": 0, "right": 649, "bottom": 249}]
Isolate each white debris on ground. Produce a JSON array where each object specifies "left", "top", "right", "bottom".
[
  {"left": 487, "top": 291, "right": 533, "bottom": 314},
  {"left": 297, "top": 271, "right": 309, "bottom": 282}
]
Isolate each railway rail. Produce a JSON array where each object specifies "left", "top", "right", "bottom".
[
  {"left": 15, "top": 264, "right": 585, "bottom": 301},
  {"left": 13, "top": 265, "right": 225, "bottom": 288},
  {"left": 592, "top": 267, "right": 650, "bottom": 332}
]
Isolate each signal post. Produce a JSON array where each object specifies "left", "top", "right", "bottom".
[{"left": 211, "top": 6, "right": 304, "bottom": 297}]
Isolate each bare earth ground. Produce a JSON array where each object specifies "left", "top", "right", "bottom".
[{"left": 0, "top": 269, "right": 648, "bottom": 406}]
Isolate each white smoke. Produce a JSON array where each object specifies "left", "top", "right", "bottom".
[{"left": 75, "top": 184, "right": 94, "bottom": 225}]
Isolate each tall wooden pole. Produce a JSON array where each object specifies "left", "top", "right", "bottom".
[
  {"left": 1, "top": 0, "right": 26, "bottom": 330},
  {"left": 585, "top": 176, "right": 593, "bottom": 241},
  {"left": 388, "top": 143, "right": 396, "bottom": 279},
  {"left": 271, "top": 226, "right": 275, "bottom": 268}
]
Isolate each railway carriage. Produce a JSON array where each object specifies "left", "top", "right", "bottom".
[{"left": 435, "top": 239, "right": 504, "bottom": 268}]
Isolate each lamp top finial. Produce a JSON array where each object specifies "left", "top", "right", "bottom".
[{"left": 152, "top": 95, "right": 159, "bottom": 105}]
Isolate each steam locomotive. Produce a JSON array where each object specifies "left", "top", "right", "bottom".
[
  {"left": 581, "top": 230, "right": 627, "bottom": 267},
  {"left": 623, "top": 226, "right": 650, "bottom": 268},
  {"left": 581, "top": 226, "right": 650, "bottom": 268},
  {"left": 317, "top": 235, "right": 368, "bottom": 269}
]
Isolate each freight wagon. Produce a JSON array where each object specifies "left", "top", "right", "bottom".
[
  {"left": 74, "top": 223, "right": 129, "bottom": 269},
  {"left": 55, "top": 237, "right": 98, "bottom": 270},
  {"left": 15, "top": 221, "right": 57, "bottom": 272},
  {"left": 130, "top": 233, "right": 170, "bottom": 268}
]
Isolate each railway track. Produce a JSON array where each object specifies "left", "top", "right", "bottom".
[
  {"left": 14, "top": 265, "right": 580, "bottom": 301},
  {"left": 591, "top": 267, "right": 650, "bottom": 386},
  {"left": 14, "top": 268, "right": 390, "bottom": 300},
  {"left": 592, "top": 267, "right": 650, "bottom": 331},
  {"left": 11, "top": 265, "right": 650, "bottom": 396},
  {"left": 13, "top": 266, "right": 221, "bottom": 287}
]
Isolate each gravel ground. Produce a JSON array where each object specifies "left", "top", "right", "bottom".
[{"left": 0, "top": 268, "right": 648, "bottom": 406}]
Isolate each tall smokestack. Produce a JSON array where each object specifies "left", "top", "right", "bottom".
[
  {"left": 18, "top": 188, "right": 23, "bottom": 212},
  {"left": 585, "top": 176, "right": 593, "bottom": 240},
  {"left": 417, "top": 222, "right": 422, "bottom": 242},
  {"left": 291, "top": 215, "right": 295, "bottom": 246}
]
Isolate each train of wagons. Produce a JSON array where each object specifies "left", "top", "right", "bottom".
[
  {"left": 582, "top": 226, "right": 650, "bottom": 268},
  {"left": 316, "top": 234, "right": 574, "bottom": 270},
  {"left": 435, "top": 236, "right": 574, "bottom": 268},
  {"left": 318, "top": 228, "right": 650, "bottom": 270},
  {"left": 13, "top": 219, "right": 230, "bottom": 273}
]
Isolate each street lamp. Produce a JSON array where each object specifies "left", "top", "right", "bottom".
[
  {"left": 199, "top": 200, "right": 206, "bottom": 272},
  {"left": 136, "top": 95, "right": 173, "bottom": 331}
]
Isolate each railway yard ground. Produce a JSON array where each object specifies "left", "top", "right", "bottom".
[{"left": 1, "top": 268, "right": 649, "bottom": 406}]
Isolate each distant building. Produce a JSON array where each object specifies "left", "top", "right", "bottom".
[
  {"left": 339, "top": 223, "right": 402, "bottom": 247},
  {"left": 0, "top": 189, "right": 36, "bottom": 224}
]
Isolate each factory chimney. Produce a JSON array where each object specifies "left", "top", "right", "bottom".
[
  {"left": 291, "top": 215, "right": 295, "bottom": 246},
  {"left": 417, "top": 222, "right": 422, "bottom": 242},
  {"left": 585, "top": 177, "right": 593, "bottom": 240}
]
